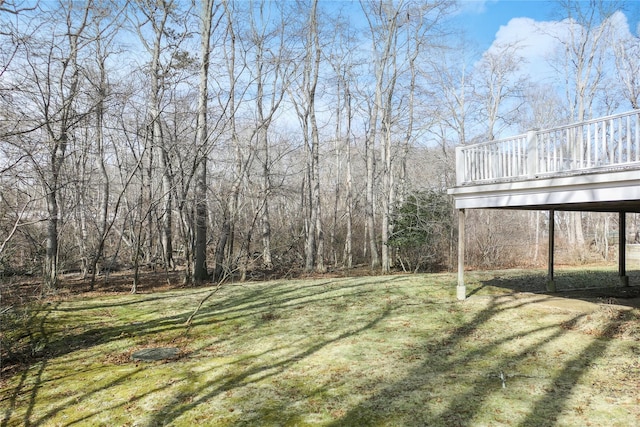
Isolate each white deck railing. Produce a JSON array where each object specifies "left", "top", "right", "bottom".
[{"left": 456, "top": 110, "right": 640, "bottom": 186}]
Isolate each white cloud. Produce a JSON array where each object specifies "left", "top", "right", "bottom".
[
  {"left": 487, "top": 17, "right": 567, "bottom": 82},
  {"left": 496, "top": 11, "right": 637, "bottom": 81},
  {"left": 480, "top": 10, "right": 639, "bottom": 119}
]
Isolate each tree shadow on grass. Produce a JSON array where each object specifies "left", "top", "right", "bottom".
[
  {"left": 329, "top": 295, "right": 620, "bottom": 426},
  {"left": 1, "top": 276, "right": 401, "bottom": 426},
  {"left": 144, "top": 305, "right": 397, "bottom": 427},
  {"left": 477, "top": 268, "right": 640, "bottom": 308},
  {"left": 6, "top": 273, "right": 628, "bottom": 426}
]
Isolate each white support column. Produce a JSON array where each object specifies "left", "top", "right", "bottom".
[
  {"left": 619, "top": 211, "right": 629, "bottom": 286},
  {"left": 547, "top": 209, "right": 556, "bottom": 292},
  {"left": 457, "top": 209, "right": 466, "bottom": 300}
]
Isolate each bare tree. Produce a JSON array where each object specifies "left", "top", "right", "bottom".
[
  {"left": 193, "top": 0, "right": 217, "bottom": 282},
  {"left": 4, "top": 1, "right": 95, "bottom": 290},
  {"left": 289, "top": 0, "right": 324, "bottom": 273},
  {"left": 474, "top": 42, "right": 528, "bottom": 141},
  {"left": 245, "top": 1, "right": 292, "bottom": 271},
  {"left": 360, "top": 0, "right": 402, "bottom": 270},
  {"left": 326, "top": 13, "right": 359, "bottom": 268},
  {"left": 360, "top": 0, "right": 453, "bottom": 272},
  {"left": 134, "top": 0, "right": 192, "bottom": 272},
  {"left": 613, "top": 26, "right": 640, "bottom": 109}
]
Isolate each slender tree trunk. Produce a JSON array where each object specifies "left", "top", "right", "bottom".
[
  {"left": 214, "top": 0, "right": 239, "bottom": 281},
  {"left": 343, "top": 91, "right": 353, "bottom": 269},
  {"left": 365, "top": 131, "right": 379, "bottom": 268},
  {"left": 77, "top": 152, "right": 89, "bottom": 277},
  {"left": 331, "top": 82, "right": 341, "bottom": 267},
  {"left": 309, "top": 7, "right": 324, "bottom": 273},
  {"left": 193, "top": 0, "right": 215, "bottom": 281},
  {"left": 146, "top": 3, "right": 173, "bottom": 271},
  {"left": 44, "top": 176, "right": 60, "bottom": 291},
  {"left": 89, "top": 52, "right": 109, "bottom": 289},
  {"left": 300, "top": 0, "right": 323, "bottom": 272},
  {"left": 259, "top": 105, "right": 273, "bottom": 269},
  {"left": 304, "top": 146, "right": 316, "bottom": 271},
  {"left": 41, "top": 1, "right": 90, "bottom": 291}
]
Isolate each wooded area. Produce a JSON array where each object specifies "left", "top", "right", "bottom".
[{"left": 1, "top": 0, "right": 638, "bottom": 292}]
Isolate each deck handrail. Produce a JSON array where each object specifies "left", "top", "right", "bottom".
[{"left": 455, "top": 109, "right": 640, "bottom": 186}]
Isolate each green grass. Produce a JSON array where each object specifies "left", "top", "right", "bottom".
[{"left": 1, "top": 270, "right": 639, "bottom": 426}]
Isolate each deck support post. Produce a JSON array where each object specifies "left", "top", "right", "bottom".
[
  {"left": 619, "top": 211, "right": 629, "bottom": 286},
  {"left": 457, "top": 209, "right": 466, "bottom": 300},
  {"left": 547, "top": 209, "right": 556, "bottom": 292}
]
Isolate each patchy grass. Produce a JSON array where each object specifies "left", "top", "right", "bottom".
[{"left": 1, "top": 270, "right": 640, "bottom": 426}]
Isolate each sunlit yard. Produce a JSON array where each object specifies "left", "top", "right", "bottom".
[{"left": 2, "top": 271, "right": 639, "bottom": 426}]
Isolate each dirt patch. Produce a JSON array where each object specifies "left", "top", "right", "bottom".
[
  {"left": 553, "top": 285, "right": 640, "bottom": 310},
  {"left": 131, "top": 347, "right": 181, "bottom": 362},
  {"left": 525, "top": 294, "right": 602, "bottom": 313},
  {"left": 469, "top": 292, "right": 605, "bottom": 314}
]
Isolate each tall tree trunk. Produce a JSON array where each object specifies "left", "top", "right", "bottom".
[
  {"left": 299, "top": 0, "right": 323, "bottom": 272},
  {"left": 309, "top": 3, "right": 323, "bottom": 273},
  {"left": 44, "top": 175, "right": 60, "bottom": 291},
  {"left": 331, "top": 79, "right": 341, "bottom": 267},
  {"left": 214, "top": 0, "right": 239, "bottom": 281},
  {"left": 42, "top": 2, "right": 88, "bottom": 291},
  {"left": 258, "top": 85, "right": 273, "bottom": 270},
  {"left": 365, "top": 132, "right": 379, "bottom": 269},
  {"left": 145, "top": 1, "right": 173, "bottom": 271},
  {"left": 89, "top": 50, "right": 109, "bottom": 289},
  {"left": 343, "top": 90, "right": 353, "bottom": 269},
  {"left": 193, "top": 0, "right": 215, "bottom": 281}
]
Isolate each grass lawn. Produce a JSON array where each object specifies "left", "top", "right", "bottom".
[{"left": 1, "top": 269, "right": 639, "bottom": 426}]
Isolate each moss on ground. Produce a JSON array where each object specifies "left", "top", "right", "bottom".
[{"left": 1, "top": 271, "right": 639, "bottom": 426}]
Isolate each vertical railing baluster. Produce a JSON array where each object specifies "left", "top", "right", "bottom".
[
  {"left": 596, "top": 121, "right": 600, "bottom": 165},
  {"left": 607, "top": 119, "right": 613, "bottom": 164},
  {"left": 471, "top": 148, "right": 475, "bottom": 182},
  {"left": 465, "top": 148, "right": 469, "bottom": 182},
  {"left": 577, "top": 125, "right": 582, "bottom": 168},
  {"left": 557, "top": 130, "right": 561, "bottom": 171},
  {"left": 585, "top": 124, "right": 590, "bottom": 168},
  {"left": 474, "top": 147, "right": 478, "bottom": 181},
  {"left": 550, "top": 132, "right": 558, "bottom": 172},
  {"left": 518, "top": 137, "right": 523, "bottom": 175},
  {"left": 500, "top": 142, "right": 504, "bottom": 178},
  {"left": 512, "top": 139, "right": 517, "bottom": 177},
  {"left": 520, "top": 137, "right": 524, "bottom": 175},
  {"left": 471, "top": 148, "right": 476, "bottom": 181},
  {"left": 560, "top": 129, "right": 565, "bottom": 170},
  {"left": 544, "top": 133, "right": 549, "bottom": 172},
  {"left": 634, "top": 113, "right": 640, "bottom": 162},
  {"left": 589, "top": 123, "right": 598, "bottom": 167},
  {"left": 507, "top": 140, "right": 512, "bottom": 177},
  {"left": 618, "top": 117, "right": 623, "bottom": 164},
  {"left": 483, "top": 146, "right": 488, "bottom": 180},
  {"left": 472, "top": 148, "right": 476, "bottom": 181},
  {"left": 626, "top": 115, "right": 631, "bottom": 163}
]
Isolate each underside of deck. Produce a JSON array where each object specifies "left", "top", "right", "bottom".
[{"left": 448, "top": 169, "right": 640, "bottom": 212}]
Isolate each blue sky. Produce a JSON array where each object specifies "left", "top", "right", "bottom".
[{"left": 457, "top": 0, "right": 558, "bottom": 50}]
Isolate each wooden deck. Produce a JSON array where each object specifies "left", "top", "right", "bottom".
[
  {"left": 448, "top": 110, "right": 640, "bottom": 212},
  {"left": 448, "top": 110, "right": 640, "bottom": 300}
]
